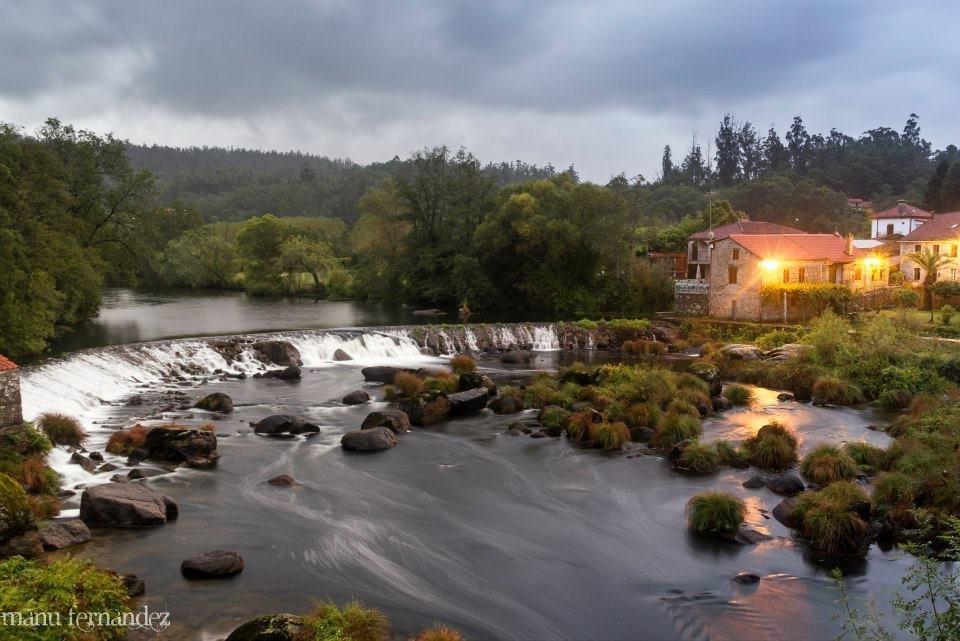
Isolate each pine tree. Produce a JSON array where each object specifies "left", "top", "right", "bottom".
[
  {"left": 681, "top": 138, "right": 709, "bottom": 187},
  {"left": 762, "top": 126, "right": 789, "bottom": 173},
  {"left": 661, "top": 145, "right": 675, "bottom": 182},
  {"left": 786, "top": 116, "right": 811, "bottom": 172},
  {"left": 738, "top": 122, "right": 762, "bottom": 180},
  {"left": 715, "top": 114, "right": 740, "bottom": 187}
]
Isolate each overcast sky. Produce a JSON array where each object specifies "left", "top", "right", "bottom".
[{"left": 2, "top": 0, "right": 957, "bottom": 182}]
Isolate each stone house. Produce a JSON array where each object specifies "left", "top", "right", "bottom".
[
  {"left": 0, "top": 355, "right": 22, "bottom": 435},
  {"left": 685, "top": 219, "right": 804, "bottom": 279},
  {"left": 683, "top": 234, "right": 876, "bottom": 321},
  {"left": 898, "top": 210, "right": 960, "bottom": 283},
  {"left": 870, "top": 200, "right": 932, "bottom": 239}
]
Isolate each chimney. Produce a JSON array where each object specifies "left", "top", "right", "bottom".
[
  {"left": 897, "top": 198, "right": 907, "bottom": 215},
  {"left": 846, "top": 233, "right": 854, "bottom": 255}
]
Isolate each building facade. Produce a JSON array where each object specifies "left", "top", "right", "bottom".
[
  {"left": 870, "top": 200, "right": 933, "bottom": 239},
  {"left": 685, "top": 220, "right": 804, "bottom": 279},
  {"left": 0, "top": 356, "right": 22, "bottom": 435},
  {"left": 898, "top": 211, "right": 960, "bottom": 283}
]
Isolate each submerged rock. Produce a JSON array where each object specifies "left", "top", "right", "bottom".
[
  {"left": 143, "top": 425, "right": 220, "bottom": 468},
  {"left": 501, "top": 350, "right": 533, "bottom": 364},
  {"left": 742, "top": 475, "right": 767, "bottom": 489},
  {"left": 258, "top": 365, "right": 302, "bottom": 381},
  {"left": 400, "top": 392, "right": 452, "bottom": 426},
  {"left": 121, "top": 573, "right": 145, "bottom": 597},
  {"left": 360, "top": 409, "right": 411, "bottom": 434},
  {"left": 252, "top": 415, "right": 320, "bottom": 436},
  {"left": 267, "top": 475, "right": 299, "bottom": 487},
  {"left": 193, "top": 392, "right": 233, "bottom": 413},
  {"left": 225, "top": 614, "right": 305, "bottom": 641},
  {"left": 181, "top": 550, "right": 245, "bottom": 579},
  {"left": 341, "top": 426, "right": 399, "bottom": 451},
  {"left": 772, "top": 497, "right": 802, "bottom": 529},
  {"left": 333, "top": 349, "right": 353, "bottom": 361},
  {"left": 80, "top": 483, "right": 178, "bottom": 527},
  {"left": 342, "top": 390, "right": 370, "bottom": 405},
  {"left": 767, "top": 473, "right": 805, "bottom": 495},
  {"left": 446, "top": 388, "right": 489, "bottom": 416},
  {"left": 252, "top": 340, "right": 302, "bottom": 366},
  {"left": 487, "top": 394, "right": 524, "bottom": 414},
  {"left": 732, "top": 572, "right": 761, "bottom": 584}
]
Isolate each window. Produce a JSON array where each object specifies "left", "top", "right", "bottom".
[
  {"left": 914, "top": 267, "right": 921, "bottom": 280},
  {"left": 782, "top": 268, "right": 790, "bottom": 283},
  {"left": 886, "top": 223, "right": 894, "bottom": 236},
  {"left": 732, "top": 249, "right": 739, "bottom": 260},
  {"left": 934, "top": 245, "right": 940, "bottom": 254},
  {"left": 728, "top": 266, "right": 738, "bottom": 284},
  {"left": 855, "top": 265, "right": 862, "bottom": 280},
  {"left": 690, "top": 244, "right": 699, "bottom": 261},
  {"left": 915, "top": 244, "right": 922, "bottom": 252},
  {"left": 798, "top": 267, "right": 805, "bottom": 283}
]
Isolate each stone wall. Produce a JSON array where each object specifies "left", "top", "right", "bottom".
[
  {"left": 675, "top": 292, "right": 709, "bottom": 315},
  {"left": 0, "top": 370, "right": 22, "bottom": 434}
]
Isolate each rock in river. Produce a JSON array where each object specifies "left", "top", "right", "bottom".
[
  {"left": 458, "top": 371, "right": 497, "bottom": 395},
  {"left": 252, "top": 415, "right": 320, "bottom": 436},
  {"left": 39, "top": 519, "right": 91, "bottom": 550},
  {"left": 342, "top": 390, "right": 371, "bottom": 405},
  {"left": 400, "top": 392, "right": 452, "bottom": 426},
  {"left": 360, "top": 365, "right": 420, "bottom": 383},
  {"left": 772, "top": 496, "right": 802, "bottom": 529},
  {"left": 488, "top": 393, "right": 524, "bottom": 414},
  {"left": 225, "top": 614, "right": 305, "bottom": 641},
  {"left": 360, "top": 409, "right": 410, "bottom": 434},
  {"left": 181, "top": 550, "right": 245, "bottom": 579},
  {"left": 193, "top": 392, "right": 233, "bottom": 413},
  {"left": 143, "top": 425, "right": 220, "bottom": 468},
  {"left": 718, "top": 344, "right": 764, "bottom": 361},
  {"left": 341, "top": 426, "right": 399, "bottom": 451},
  {"left": 333, "top": 349, "right": 352, "bottom": 361},
  {"left": 501, "top": 350, "right": 533, "bottom": 364},
  {"left": 252, "top": 340, "right": 302, "bottom": 366},
  {"left": 446, "top": 388, "right": 489, "bottom": 416},
  {"left": 766, "top": 473, "right": 805, "bottom": 495},
  {"left": 80, "top": 482, "right": 178, "bottom": 527}
]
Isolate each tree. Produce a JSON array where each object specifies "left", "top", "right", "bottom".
[
  {"left": 160, "top": 228, "right": 238, "bottom": 288},
  {"left": 762, "top": 126, "right": 789, "bottom": 174},
  {"left": 786, "top": 116, "right": 811, "bottom": 172},
  {"left": 715, "top": 114, "right": 740, "bottom": 187},
  {"left": 661, "top": 145, "right": 675, "bottom": 182},
  {"left": 738, "top": 122, "right": 762, "bottom": 180},
  {"left": 681, "top": 139, "right": 710, "bottom": 187},
  {"left": 923, "top": 160, "right": 950, "bottom": 212},
  {"left": 277, "top": 236, "right": 338, "bottom": 295},
  {"left": 906, "top": 248, "right": 954, "bottom": 315},
  {"left": 941, "top": 162, "right": 960, "bottom": 212}
]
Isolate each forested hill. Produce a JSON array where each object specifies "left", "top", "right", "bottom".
[{"left": 126, "top": 143, "right": 560, "bottom": 223}]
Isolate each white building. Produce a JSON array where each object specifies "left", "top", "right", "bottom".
[
  {"left": 898, "top": 211, "right": 960, "bottom": 283},
  {"left": 870, "top": 200, "right": 933, "bottom": 239}
]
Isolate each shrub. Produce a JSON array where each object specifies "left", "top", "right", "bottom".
[
  {"left": 715, "top": 440, "right": 747, "bottom": 467},
  {"left": 723, "top": 384, "right": 752, "bottom": 405},
  {"left": 297, "top": 600, "right": 389, "bottom": 641},
  {"left": 654, "top": 413, "right": 701, "bottom": 449},
  {"left": 755, "top": 327, "right": 804, "bottom": 351},
  {"left": 794, "top": 481, "right": 871, "bottom": 556},
  {"left": 0, "top": 472, "right": 35, "bottom": 539},
  {"left": 804, "top": 310, "right": 852, "bottom": 366},
  {"left": 622, "top": 339, "right": 666, "bottom": 356},
  {"left": 36, "top": 412, "right": 86, "bottom": 447},
  {"left": 424, "top": 373, "right": 459, "bottom": 394},
  {"left": 665, "top": 398, "right": 700, "bottom": 418},
  {"left": 383, "top": 385, "right": 398, "bottom": 401},
  {"left": 593, "top": 422, "right": 631, "bottom": 451},
  {"left": 450, "top": 354, "right": 476, "bottom": 375},
  {"left": 686, "top": 491, "right": 746, "bottom": 534},
  {"left": 575, "top": 318, "right": 598, "bottom": 330},
  {"left": 393, "top": 372, "right": 425, "bottom": 397},
  {"left": 742, "top": 422, "right": 798, "bottom": 470},
  {"left": 540, "top": 406, "right": 570, "bottom": 429},
  {"left": 412, "top": 626, "right": 464, "bottom": 641},
  {"left": 941, "top": 304, "right": 956, "bottom": 325},
  {"left": 625, "top": 402, "right": 660, "bottom": 428},
  {"left": 0, "top": 556, "right": 131, "bottom": 641},
  {"left": 566, "top": 410, "right": 599, "bottom": 442},
  {"left": 811, "top": 375, "right": 864, "bottom": 405},
  {"left": 105, "top": 425, "right": 152, "bottom": 455},
  {"left": 801, "top": 444, "right": 859, "bottom": 486},
  {"left": 843, "top": 441, "right": 887, "bottom": 474},
  {"left": 675, "top": 373, "right": 709, "bottom": 394},
  {"left": 871, "top": 471, "right": 916, "bottom": 516},
  {"left": 677, "top": 441, "right": 720, "bottom": 474},
  {"left": 11, "top": 455, "right": 58, "bottom": 494}
]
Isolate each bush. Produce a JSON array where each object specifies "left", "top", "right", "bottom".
[
  {"left": 665, "top": 398, "right": 700, "bottom": 418},
  {"left": 566, "top": 410, "right": 598, "bottom": 442},
  {"left": 0, "top": 556, "right": 132, "bottom": 641},
  {"left": 871, "top": 471, "right": 916, "bottom": 517},
  {"left": 449, "top": 354, "right": 476, "bottom": 375},
  {"left": 0, "top": 472, "right": 35, "bottom": 539},
  {"left": 393, "top": 372, "right": 425, "bottom": 397},
  {"left": 36, "top": 412, "right": 86, "bottom": 447},
  {"left": 742, "top": 422, "right": 798, "bottom": 470},
  {"left": 9, "top": 455, "right": 58, "bottom": 495},
  {"left": 800, "top": 444, "right": 859, "bottom": 486},
  {"left": 941, "top": 304, "right": 956, "bottom": 325},
  {"left": 811, "top": 375, "right": 864, "bottom": 405},
  {"left": 804, "top": 310, "right": 852, "bottom": 366},
  {"left": 686, "top": 491, "right": 746, "bottom": 534},
  {"left": 794, "top": 481, "right": 871, "bottom": 556},
  {"left": 575, "top": 318, "right": 598, "bottom": 330},
  {"left": 755, "top": 327, "right": 805, "bottom": 351},
  {"left": 677, "top": 441, "right": 720, "bottom": 474},
  {"left": 622, "top": 339, "right": 666, "bottom": 356},
  {"left": 654, "top": 413, "right": 701, "bottom": 449},
  {"left": 593, "top": 422, "right": 631, "bottom": 451},
  {"left": 714, "top": 439, "right": 746, "bottom": 466},
  {"left": 424, "top": 373, "right": 459, "bottom": 394},
  {"left": 539, "top": 406, "right": 570, "bottom": 429},
  {"left": 412, "top": 626, "right": 464, "bottom": 641},
  {"left": 625, "top": 402, "right": 660, "bottom": 428},
  {"left": 843, "top": 441, "right": 887, "bottom": 474},
  {"left": 723, "top": 384, "right": 752, "bottom": 405},
  {"left": 105, "top": 425, "right": 152, "bottom": 455},
  {"left": 297, "top": 600, "right": 389, "bottom": 641}
]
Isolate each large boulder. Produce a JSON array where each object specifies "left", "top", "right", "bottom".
[
  {"left": 361, "top": 365, "right": 405, "bottom": 383},
  {"left": 488, "top": 394, "right": 524, "bottom": 414},
  {"left": 39, "top": 519, "right": 91, "bottom": 550},
  {"left": 333, "top": 349, "right": 352, "bottom": 361},
  {"left": 458, "top": 371, "right": 497, "bottom": 395},
  {"left": 70, "top": 452, "right": 98, "bottom": 473},
  {"left": 446, "top": 388, "right": 489, "bottom": 416},
  {"left": 252, "top": 415, "right": 320, "bottom": 436},
  {"left": 80, "top": 483, "right": 178, "bottom": 527},
  {"left": 143, "top": 425, "right": 220, "bottom": 468},
  {"left": 650, "top": 324, "right": 680, "bottom": 345},
  {"left": 257, "top": 365, "right": 301, "bottom": 381},
  {"left": 226, "top": 614, "right": 306, "bottom": 641},
  {"left": 765, "top": 343, "right": 809, "bottom": 362},
  {"left": 766, "top": 473, "right": 805, "bottom": 495},
  {"left": 772, "top": 496, "right": 802, "bottom": 529},
  {"left": 360, "top": 409, "right": 410, "bottom": 434},
  {"left": 718, "top": 344, "right": 764, "bottom": 361},
  {"left": 252, "top": 340, "right": 302, "bottom": 366},
  {"left": 193, "top": 392, "right": 233, "bottom": 413},
  {"left": 341, "top": 426, "right": 399, "bottom": 451},
  {"left": 501, "top": 350, "right": 533, "bottom": 364},
  {"left": 342, "top": 390, "right": 371, "bottom": 405},
  {"left": 181, "top": 550, "right": 245, "bottom": 579},
  {"left": 0, "top": 531, "right": 43, "bottom": 559},
  {"left": 400, "top": 392, "right": 452, "bottom": 426}
]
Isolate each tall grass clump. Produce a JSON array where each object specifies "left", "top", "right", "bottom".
[
  {"left": 566, "top": 410, "right": 598, "bottom": 442},
  {"left": 0, "top": 472, "right": 36, "bottom": 539},
  {"left": 843, "top": 441, "right": 887, "bottom": 475},
  {"left": 450, "top": 354, "right": 476, "bottom": 375},
  {"left": 622, "top": 339, "right": 666, "bottom": 356},
  {"left": 654, "top": 413, "right": 702, "bottom": 449},
  {"left": 36, "top": 412, "right": 86, "bottom": 447},
  {"left": 393, "top": 372, "right": 425, "bottom": 397},
  {"left": 539, "top": 406, "right": 570, "bottom": 430},
  {"left": 715, "top": 440, "right": 747, "bottom": 467},
  {"left": 677, "top": 441, "right": 720, "bottom": 474},
  {"left": 723, "top": 384, "right": 752, "bottom": 405},
  {"left": 741, "top": 422, "right": 798, "bottom": 470},
  {"left": 593, "top": 422, "right": 631, "bottom": 451},
  {"left": 800, "top": 444, "right": 859, "bottom": 486},
  {"left": 424, "top": 372, "right": 459, "bottom": 394},
  {"left": 794, "top": 481, "right": 871, "bottom": 556},
  {"left": 105, "top": 425, "right": 152, "bottom": 455},
  {"left": 811, "top": 375, "right": 864, "bottom": 405},
  {"left": 804, "top": 310, "right": 852, "bottom": 366},
  {"left": 665, "top": 398, "right": 701, "bottom": 418},
  {"left": 686, "top": 491, "right": 746, "bottom": 535},
  {"left": 870, "top": 471, "right": 916, "bottom": 517},
  {"left": 296, "top": 600, "right": 390, "bottom": 641},
  {"left": 412, "top": 626, "right": 465, "bottom": 641}
]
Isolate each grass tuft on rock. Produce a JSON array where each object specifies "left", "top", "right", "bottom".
[
  {"left": 870, "top": 471, "right": 916, "bottom": 517},
  {"left": 449, "top": 354, "right": 476, "bottom": 375},
  {"left": 686, "top": 491, "right": 746, "bottom": 534},
  {"left": 741, "top": 422, "right": 799, "bottom": 470},
  {"left": 842, "top": 441, "right": 887, "bottom": 475},
  {"left": 393, "top": 372, "right": 425, "bottom": 397},
  {"left": 105, "top": 425, "right": 152, "bottom": 455},
  {"left": 723, "top": 384, "right": 752, "bottom": 405},
  {"left": 812, "top": 375, "right": 864, "bottom": 405},
  {"left": 654, "top": 413, "right": 702, "bottom": 449},
  {"left": 677, "top": 440, "right": 720, "bottom": 474},
  {"left": 36, "top": 412, "right": 86, "bottom": 447},
  {"left": 800, "top": 444, "right": 860, "bottom": 486},
  {"left": 412, "top": 625, "right": 465, "bottom": 641},
  {"left": 424, "top": 372, "right": 459, "bottom": 394},
  {"left": 593, "top": 422, "right": 630, "bottom": 451},
  {"left": 296, "top": 600, "right": 390, "bottom": 641},
  {"left": 794, "top": 481, "right": 871, "bottom": 556}
]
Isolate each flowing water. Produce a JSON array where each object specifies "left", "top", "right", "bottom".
[{"left": 18, "top": 290, "right": 912, "bottom": 640}]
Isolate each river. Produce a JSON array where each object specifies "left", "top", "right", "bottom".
[{"left": 20, "top": 288, "right": 910, "bottom": 640}]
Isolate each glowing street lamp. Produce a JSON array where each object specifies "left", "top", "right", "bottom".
[{"left": 760, "top": 259, "right": 779, "bottom": 272}]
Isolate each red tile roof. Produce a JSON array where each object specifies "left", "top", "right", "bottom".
[
  {"left": 869, "top": 202, "right": 933, "bottom": 220},
  {"left": 729, "top": 234, "right": 866, "bottom": 263},
  {"left": 899, "top": 211, "right": 960, "bottom": 241},
  {"left": 0, "top": 355, "right": 17, "bottom": 372},
  {"left": 689, "top": 220, "right": 804, "bottom": 240}
]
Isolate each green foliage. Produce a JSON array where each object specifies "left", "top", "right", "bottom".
[
  {"left": 575, "top": 318, "right": 598, "bottom": 330},
  {"left": 794, "top": 481, "right": 871, "bottom": 556},
  {"left": 539, "top": 406, "right": 570, "bottom": 429},
  {"left": 35, "top": 412, "right": 85, "bottom": 447},
  {"left": 723, "top": 384, "right": 752, "bottom": 405},
  {"left": 297, "top": 600, "right": 390, "bottom": 641},
  {"left": 843, "top": 442, "right": 887, "bottom": 475},
  {"left": 761, "top": 283, "right": 853, "bottom": 313},
  {"left": 592, "top": 422, "right": 631, "bottom": 451},
  {"left": 423, "top": 373, "right": 459, "bottom": 394},
  {"left": 622, "top": 339, "right": 666, "bottom": 356},
  {"left": 812, "top": 375, "right": 864, "bottom": 405},
  {"left": 871, "top": 472, "right": 917, "bottom": 517},
  {"left": 892, "top": 286, "right": 921, "bottom": 309},
  {"left": 654, "top": 413, "right": 702, "bottom": 449},
  {"left": 742, "top": 422, "right": 799, "bottom": 470},
  {"left": 941, "top": 304, "right": 957, "bottom": 325},
  {"left": 685, "top": 491, "right": 746, "bottom": 535},
  {"left": 800, "top": 444, "right": 859, "bottom": 486},
  {"left": 160, "top": 227, "right": 239, "bottom": 288},
  {"left": 804, "top": 311, "right": 853, "bottom": 366},
  {"left": 449, "top": 354, "right": 476, "bottom": 375},
  {"left": 0, "top": 473, "right": 35, "bottom": 539},
  {"left": 0, "top": 556, "right": 132, "bottom": 641},
  {"left": 677, "top": 440, "right": 720, "bottom": 474},
  {"left": 393, "top": 372, "right": 425, "bottom": 397},
  {"left": 754, "top": 327, "right": 805, "bottom": 350}
]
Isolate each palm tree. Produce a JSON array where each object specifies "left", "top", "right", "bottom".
[{"left": 907, "top": 248, "right": 955, "bottom": 318}]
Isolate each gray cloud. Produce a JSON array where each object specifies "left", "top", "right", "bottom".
[{"left": 0, "top": 0, "right": 957, "bottom": 181}]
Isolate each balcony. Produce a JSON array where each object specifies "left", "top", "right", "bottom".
[{"left": 675, "top": 279, "right": 709, "bottom": 295}]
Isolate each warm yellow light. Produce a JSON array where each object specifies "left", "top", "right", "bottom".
[
  {"left": 864, "top": 257, "right": 881, "bottom": 267},
  {"left": 761, "top": 259, "right": 779, "bottom": 271}
]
